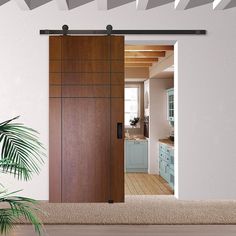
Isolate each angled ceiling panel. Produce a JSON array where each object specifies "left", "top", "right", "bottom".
[
  {"left": 68, "top": 0, "right": 94, "bottom": 10},
  {"left": 0, "top": 0, "right": 10, "bottom": 6},
  {"left": 186, "top": 0, "right": 213, "bottom": 9},
  {"left": 29, "top": 0, "right": 53, "bottom": 9},
  {"left": 224, "top": 0, "right": 236, "bottom": 9},
  {"left": 147, "top": 0, "right": 174, "bottom": 10},
  {"left": 107, "top": 0, "right": 135, "bottom": 10}
]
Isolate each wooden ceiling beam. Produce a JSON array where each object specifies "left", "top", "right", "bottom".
[
  {"left": 125, "top": 51, "right": 166, "bottom": 58},
  {"left": 213, "top": 0, "right": 231, "bottom": 10},
  {"left": 125, "top": 45, "right": 174, "bottom": 51},
  {"left": 125, "top": 58, "right": 158, "bottom": 63},
  {"left": 125, "top": 63, "right": 153, "bottom": 67}
]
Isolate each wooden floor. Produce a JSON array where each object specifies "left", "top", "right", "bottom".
[
  {"left": 11, "top": 225, "right": 236, "bottom": 236},
  {"left": 125, "top": 173, "right": 173, "bottom": 195}
]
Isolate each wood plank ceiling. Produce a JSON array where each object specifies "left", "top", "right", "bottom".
[
  {"left": 1, "top": 0, "right": 234, "bottom": 10},
  {"left": 125, "top": 45, "right": 174, "bottom": 69}
]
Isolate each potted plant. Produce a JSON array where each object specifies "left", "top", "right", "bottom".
[
  {"left": 0, "top": 116, "right": 45, "bottom": 235},
  {"left": 129, "top": 117, "right": 140, "bottom": 128}
]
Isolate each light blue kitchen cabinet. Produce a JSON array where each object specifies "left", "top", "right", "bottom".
[
  {"left": 159, "top": 142, "right": 174, "bottom": 190},
  {"left": 125, "top": 140, "right": 148, "bottom": 172},
  {"left": 167, "top": 88, "right": 174, "bottom": 122},
  {"left": 159, "top": 159, "right": 169, "bottom": 182}
]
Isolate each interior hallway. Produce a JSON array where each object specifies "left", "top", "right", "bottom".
[{"left": 125, "top": 173, "right": 173, "bottom": 195}]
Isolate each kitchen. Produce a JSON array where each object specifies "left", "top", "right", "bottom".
[{"left": 124, "top": 44, "right": 175, "bottom": 195}]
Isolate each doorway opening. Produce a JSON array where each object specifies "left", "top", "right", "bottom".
[{"left": 124, "top": 43, "right": 175, "bottom": 196}]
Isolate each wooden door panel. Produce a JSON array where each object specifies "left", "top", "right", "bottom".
[
  {"left": 62, "top": 98, "right": 110, "bottom": 202},
  {"left": 62, "top": 61, "right": 110, "bottom": 73},
  {"left": 111, "top": 61, "right": 124, "bottom": 73},
  {"left": 110, "top": 36, "right": 124, "bottom": 60},
  {"left": 50, "top": 73, "right": 61, "bottom": 85},
  {"left": 62, "top": 86, "right": 110, "bottom": 98},
  {"left": 49, "top": 36, "right": 124, "bottom": 203},
  {"left": 49, "top": 61, "right": 61, "bottom": 73},
  {"left": 111, "top": 98, "right": 124, "bottom": 202},
  {"left": 62, "top": 73, "right": 110, "bottom": 85},
  {"left": 49, "top": 36, "right": 62, "bottom": 60},
  {"left": 111, "top": 73, "right": 124, "bottom": 85},
  {"left": 111, "top": 85, "right": 124, "bottom": 98},
  {"left": 49, "top": 98, "right": 62, "bottom": 202},
  {"left": 49, "top": 86, "right": 61, "bottom": 97},
  {"left": 62, "top": 36, "right": 109, "bottom": 60}
]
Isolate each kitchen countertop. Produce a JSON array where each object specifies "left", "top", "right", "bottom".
[
  {"left": 125, "top": 135, "right": 147, "bottom": 141},
  {"left": 125, "top": 137, "right": 147, "bottom": 141},
  {"left": 159, "top": 138, "right": 174, "bottom": 147}
]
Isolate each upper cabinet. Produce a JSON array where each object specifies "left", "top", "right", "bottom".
[{"left": 167, "top": 88, "right": 174, "bottom": 122}]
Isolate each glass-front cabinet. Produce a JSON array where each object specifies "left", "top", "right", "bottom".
[{"left": 167, "top": 88, "right": 174, "bottom": 122}]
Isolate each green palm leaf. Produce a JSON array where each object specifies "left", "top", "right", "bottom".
[
  {"left": 0, "top": 116, "right": 46, "bottom": 235},
  {"left": 0, "top": 116, "right": 45, "bottom": 181},
  {"left": 0, "top": 190, "right": 44, "bottom": 235}
]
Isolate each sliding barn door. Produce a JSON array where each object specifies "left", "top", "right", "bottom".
[{"left": 49, "top": 36, "right": 124, "bottom": 203}]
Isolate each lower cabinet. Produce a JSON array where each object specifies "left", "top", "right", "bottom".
[
  {"left": 125, "top": 140, "right": 148, "bottom": 172},
  {"left": 159, "top": 142, "right": 174, "bottom": 190}
]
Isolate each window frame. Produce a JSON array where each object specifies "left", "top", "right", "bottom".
[{"left": 125, "top": 83, "right": 141, "bottom": 128}]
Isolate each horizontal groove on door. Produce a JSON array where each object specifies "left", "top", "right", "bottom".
[
  {"left": 62, "top": 86, "right": 110, "bottom": 98},
  {"left": 49, "top": 73, "right": 124, "bottom": 85},
  {"left": 61, "top": 61, "right": 124, "bottom": 73},
  {"left": 62, "top": 73, "right": 110, "bottom": 85},
  {"left": 50, "top": 85, "right": 124, "bottom": 98},
  {"left": 62, "top": 61, "right": 110, "bottom": 73}
]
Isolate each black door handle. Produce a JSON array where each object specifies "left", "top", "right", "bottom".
[{"left": 117, "top": 123, "right": 123, "bottom": 139}]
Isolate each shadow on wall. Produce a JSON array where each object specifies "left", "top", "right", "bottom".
[
  {"left": 0, "top": 0, "right": 9, "bottom": 6},
  {"left": 147, "top": 0, "right": 174, "bottom": 10},
  {"left": 186, "top": 0, "right": 213, "bottom": 9},
  {"left": 68, "top": 0, "right": 136, "bottom": 10},
  {"left": 108, "top": 0, "right": 135, "bottom": 10},
  {"left": 68, "top": 0, "right": 94, "bottom": 10},
  {"left": 225, "top": 0, "right": 236, "bottom": 9},
  {"left": 30, "top": 0, "right": 52, "bottom": 9}
]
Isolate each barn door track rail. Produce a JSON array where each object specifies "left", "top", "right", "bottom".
[{"left": 40, "top": 25, "right": 207, "bottom": 36}]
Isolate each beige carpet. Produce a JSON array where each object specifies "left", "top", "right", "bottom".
[{"left": 32, "top": 196, "right": 236, "bottom": 224}]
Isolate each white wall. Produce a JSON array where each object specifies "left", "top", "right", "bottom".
[
  {"left": 0, "top": 1, "right": 236, "bottom": 200},
  {"left": 149, "top": 78, "right": 174, "bottom": 174}
]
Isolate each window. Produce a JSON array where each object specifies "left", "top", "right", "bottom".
[{"left": 125, "top": 84, "right": 140, "bottom": 127}]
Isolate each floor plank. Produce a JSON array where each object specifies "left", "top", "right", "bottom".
[
  {"left": 11, "top": 225, "right": 236, "bottom": 236},
  {"left": 125, "top": 173, "right": 173, "bottom": 195}
]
